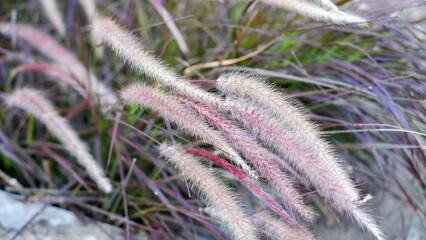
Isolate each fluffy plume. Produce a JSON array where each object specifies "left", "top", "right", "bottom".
[
  {"left": 178, "top": 94, "right": 313, "bottom": 221},
  {"left": 258, "top": 0, "right": 366, "bottom": 25},
  {"left": 5, "top": 88, "right": 112, "bottom": 193},
  {"left": 159, "top": 144, "right": 257, "bottom": 240},
  {"left": 0, "top": 23, "right": 117, "bottom": 112},
  {"left": 78, "top": 0, "right": 96, "bottom": 22},
  {"left": 312, "top": 0, "right": 338, "bottom": 11},
  {"left": 120, "top": 84, "right": 257, "bottom": 179},
  {"left": 253, "top": 212, "right": 309, "bottom": 240},
  {"left": 39, "top": 0, "right": 66, "bottom": 35},
  {"left": 92, "top": 16, "right": 224, "bottom": 108},
  {"left": 186, "top": 148, "right": 314, "bottom": 239},
  {"left": 219, "top": 73, "right": 384, "bottom": 239}
]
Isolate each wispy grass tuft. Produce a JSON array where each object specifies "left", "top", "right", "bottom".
[
  {"left": 160, "top": 143, "right": 257, "bottom": 240},
  {"left": 257, "top": 0, "right": 367, "bottom": 26},
  {"left": 219, "top": 73, "right": 384, "bottom": 240},
  {"left": 186, "top": 147, "right": 314, "bottom": 239},
  {"left": 5, "top": 88, "right": 112, "bottom": 193},
  {"left": 39, "top": 0, "right": 66, "bottom": 36},
  {"left": 92, "top": 17, "right": 223, "bottom": 108},
  {"left": 178, "top": 93, "right": 313, "bottom": 221},
  {"left": 120, "top": 83, "right": 257, "bottom": 179},
  {"left": 0, "top": 23, "right": 117, "bottom": 113}
]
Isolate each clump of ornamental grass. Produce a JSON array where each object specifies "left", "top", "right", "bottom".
[
  {"left": 4, "top": 1, "right": 423, "bottom": 239},
  {"left": 96, "top": 14, "right": 383, "bottom": 239}
]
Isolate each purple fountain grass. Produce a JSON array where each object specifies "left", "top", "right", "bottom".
[
  {"left": 120, "top": 83, "right": 258, "bottom": 180},
  {"left": 186, "top": 148, "right": 315, "bottom": 239},
  {"left": 0, "top": 22, "right": 117, "bottom": 112},
  {"left": 5, "top": 88, "right": 112, "bottom": 193},
  {"left": 159, "top": 143, "right": 257, "bottom": 240},
  {"left": 177, "top": 94, "right": 314, "bottom": 221},
  {"left": 257, "top": 0, "right": 367, "bottom": 26},
  {"left": 39, "top": 0, "right": 66, "bottom": 36},
  {"left": 91, "top": 16, "right": 224, "bottom": 108},
  {"left": 253, "top": 211, "right": 310, "bottom": 240},
  {"left": 221, "top": 94, "right": 384, "bottom": 239}
]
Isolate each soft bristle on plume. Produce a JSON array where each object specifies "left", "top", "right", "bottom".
[
  {"left": 159, "top": 144, "right": 257, "bottom": 240},
  {"left": 257, "top": 0, "right": 367, "bottom": 26},
  {"left": 177, "top": 94, "right": 314, "bottom": 221},
  {"left": 186, "top": 148, "right": 315, "bottom": 239},
  {"left": 5, "top": 88, "right": 112, "bottom": 193},
  {"left": 39, "top": 0, "right": 66, "bottom": 35},
  {"left": 91, "top": 16, "right": 224, "bottom": 108},
  {"left": 312, "top": 0, "right": 339, "bottom": 11},
  {"left": 0, "top": 23, "right": 117, "bottom": 112},
  {"left": 253, "top": 211, "right": 310, "bottom": 240},
  {"left": 219, "top": 73, "right": 383, "bottom": 239},
  {"left": 120, "top": 84, "right": 257, "bottom": 179}
]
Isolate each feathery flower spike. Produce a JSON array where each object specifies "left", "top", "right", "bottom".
[
  {"left": 120, "top": 84, "right": 258, "bottom": 180},
  {"left": 312, "top": 0, "right": 339, "bottom": 11},
  {"left": 92, "top": 16, "right": 224, "bottom": 108},
  {"left": 160, "top": 144, "right": 257, "bottom": 240},
  {"left": 186, "top": 148, "right": 314, "bottom": 239},
  {"left": 39, "top": 0, "right": 66, "bottom": 35},
  {"left": 253, "top": 211, "right": 309, "bottom": 240},
  {"left": 257, "top": 0, "right": 367, "bottom": 26},
  {"left": 0, "top": 23, "right": 117, "bottom": 112},
  {"left": 5, "top": 88, "right": 112, "bottom": 193},
  {"left": 178, "top": 94, "right": 314, "bottom": 221},
  {"left": 218, "top": 74, "right": 384, "bottom": 240},
  {"left": 78, "top": 0, "right": 96, "bottom": 22}
]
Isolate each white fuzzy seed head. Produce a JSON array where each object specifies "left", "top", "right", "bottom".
[
  {"left": 39, "top": 0, "right": 66, "bottom": 35},
  {"left": 258, "top": 0, "right": 367, "bottom": 26},
  {"left": 159, "top": 143, "right": 257, "bottom": 240},
  {"left": 92, "top": 16, "right": 224, "bottom": 108},
  {"left": 120, "top": 83, "right": 254, "bottom": 177},
  {"left": 220, "top": 73, "right": 383, "bottom": 239},
  {"left": 253, "top": 211, "right": 310, "bottom": 240},
  {"left": 0, "top": 23, "right": 117, "bottom": 113},
  {"left": 5, "top": 88, "right": 112, "bottom": 193}
]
